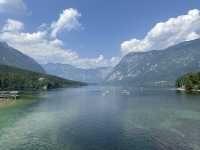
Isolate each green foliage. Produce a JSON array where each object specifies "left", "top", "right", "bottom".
[
  {"left": 176, "top": 72, "right": 200, "bottom": 91},
  {"left": 0, "top": 65, "right": 86, "bottom": 91}
]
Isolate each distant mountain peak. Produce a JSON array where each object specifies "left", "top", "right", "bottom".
[{"left": 43, "top": 63, "right": 112, "bottom": 83}]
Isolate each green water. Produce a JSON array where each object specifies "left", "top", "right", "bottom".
[{"left": 0, "top": 86, "right": 200, "bottom": 150}]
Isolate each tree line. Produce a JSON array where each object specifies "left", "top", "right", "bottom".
[
  {"left": 176, "top": 72, "right": 200, "bottom": 91},
  {"left": 0, "top": 65, "right": 86, "bottom": 91}
]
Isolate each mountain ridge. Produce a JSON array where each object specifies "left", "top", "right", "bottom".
[
  {"left": 0, "top": 41, "right": 45, "bottom": 73},
  {"left": 43, "top": 63, "right": 112, "bottom": 83},
  {"left": 106, "top": 38, "right": 200, "bottom": 86}
]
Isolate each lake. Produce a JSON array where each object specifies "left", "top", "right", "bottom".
[{"left": 0, "top": 85, "right": 200, "bottom": 150}]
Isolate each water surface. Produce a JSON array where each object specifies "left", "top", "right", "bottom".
[{"left": 0, "top": 86, "right": 200, "bottom": 150}]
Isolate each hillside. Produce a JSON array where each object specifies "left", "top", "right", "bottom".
[
  {"left": 0, "top": 65, "right": 86, "bottom": 91},
  {"left": 0, "top": 41, "right": 45, "bottom": 73},
  {"left": 106, "top": 38, "right": 200, "bottom": 86},
  {"left": 43, "top": 63, "right": 112, "bottom": 83}
]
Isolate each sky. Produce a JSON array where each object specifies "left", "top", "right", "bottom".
[{"left": 0, "top": 0, "right": 200, "bottom": 68}]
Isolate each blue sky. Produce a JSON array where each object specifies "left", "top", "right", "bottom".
[{"left": 0, "top": 0, "right": 200, "bottom": 68}]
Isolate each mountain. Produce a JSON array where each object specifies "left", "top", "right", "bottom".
[
  {"left": 42, "top": 63, "right": 112, "bottom": 83},
  {"left": 0, "top": 64, "right": 85, "bottom": 91},
  {"left": 106, "top": 38, "right": 200, "bottom": 86},
  {"left": 0, "top": 41, "right": 45, "bottom": 73}
]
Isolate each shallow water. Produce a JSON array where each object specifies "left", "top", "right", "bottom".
[{"left": 0, "top": 86, "right": 200, "bottom": 150}]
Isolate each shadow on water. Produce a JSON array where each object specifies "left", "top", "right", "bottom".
[{"left": 0, "top": 85, "right": 200, "bottom": 150}]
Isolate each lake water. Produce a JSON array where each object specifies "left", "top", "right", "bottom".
[{"left": 0, "top": 85, "right": 200, "bottom": 150}]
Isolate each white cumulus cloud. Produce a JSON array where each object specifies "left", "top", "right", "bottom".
[
  {"left": 51, "top": 8, "right": 81, "bottom": 38},
  {"left": 0, "top": 0, "right": 27, "bottom": 14},
  {"left": 0, "top": 9, "right": 117, "bottom": 69},
  {"left": 121, "top": 9, "right": 200, "bottom": 55}
]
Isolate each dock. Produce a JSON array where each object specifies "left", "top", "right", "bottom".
[{"left": 0, "top": 91, "right": 20, "bottom": 101}]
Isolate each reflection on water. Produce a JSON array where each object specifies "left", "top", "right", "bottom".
[{"left": 0, "top": 86, "right": 200, "bottom": 150}]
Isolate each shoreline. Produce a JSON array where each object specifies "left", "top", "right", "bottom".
[
  {"left": 176, "top": 87, "right": 200, "bottom": 92},
  {"left": 0, "top": 99, "right": 16, "bottom": 107},
  {"left": 0, "top": 94, "right": 40, "bottom": 110}
]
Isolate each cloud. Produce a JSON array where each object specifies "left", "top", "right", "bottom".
[
  {"left": 51, "top": 8, "right": 81, "bottom": 38},
  {"left": 110, "top": 57, "right": 121, "bottom": 65},
  {"left": 2, "top": 19, "right": 24, "bottom": 32},
  {"left": 0, "top": 12, "right": 117, "bottom": 69},
  {"left": 121, "top": 9, "right": 200, "bottom": 55},
  {"left": 0, "top": 0, "right": 27, "bottom": 14}
]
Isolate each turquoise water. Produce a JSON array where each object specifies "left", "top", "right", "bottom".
[{"left": 0, "top": 86, "right": 200, "bottom": 150}]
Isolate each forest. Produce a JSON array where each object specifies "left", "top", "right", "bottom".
[{"left": 0, "top": 65, "right": 86, "bottom": 91}]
